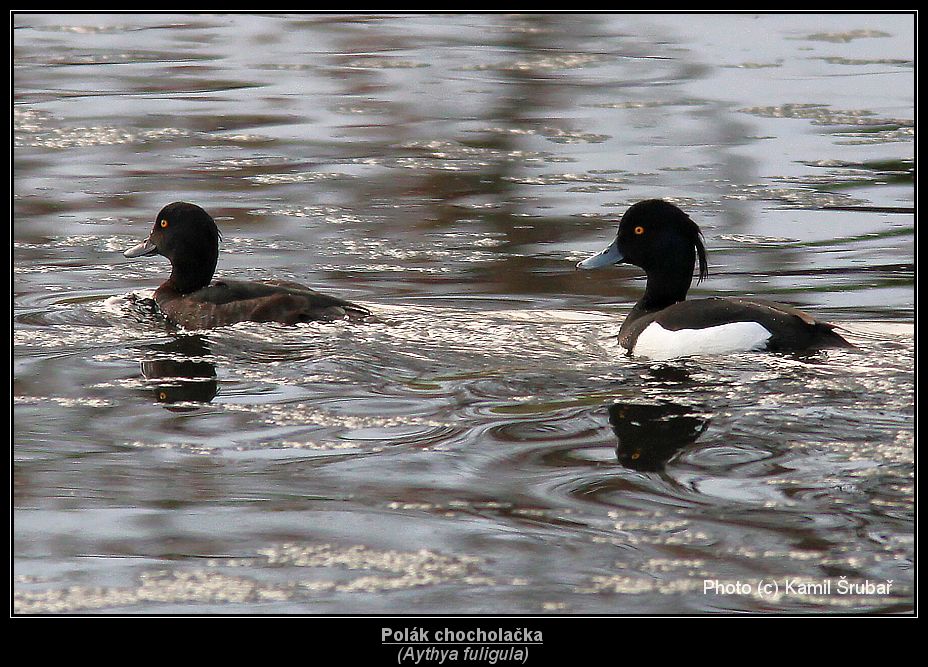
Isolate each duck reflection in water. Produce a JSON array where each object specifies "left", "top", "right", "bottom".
[
  {"left": 608, "top": 401, "right": 709, "bottom": 471},
  {"left": 139, "top": 335, "right": 218, "bottom": 409}
]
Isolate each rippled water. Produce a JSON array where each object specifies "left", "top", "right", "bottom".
[{"left": 13, "top": 13, "right": 914, "bottom": 614}]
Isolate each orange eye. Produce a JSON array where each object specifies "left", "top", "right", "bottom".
[
  {"left": 160, "top": 219, "right": 169, "bottom": 228},
  {"left": 634, "top": 225, "right": 645, "bottom": 235}
]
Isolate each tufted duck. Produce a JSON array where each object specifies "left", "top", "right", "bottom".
[
  {"left": 577, "top": 200, "right": 852, "bottom": 360},
  {"left": 124, "top": 202, "right": 372, "bottom": 329}
]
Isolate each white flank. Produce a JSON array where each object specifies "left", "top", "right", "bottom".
[{"left": 630, "top": 321, "right": 772, "bottom": 361}]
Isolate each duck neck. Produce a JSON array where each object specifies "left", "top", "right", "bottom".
[
  {"left": 166, "top": 253, "right": 216, "bottom": 294},
  {"left": 635, "top": 258, "right": 694, "bottom": 314}
]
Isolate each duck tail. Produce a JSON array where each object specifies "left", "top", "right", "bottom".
[{"left": 817, "top": 323, "right": 856, "bottom": 348}]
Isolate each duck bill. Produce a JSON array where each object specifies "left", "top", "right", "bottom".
[
  {"left": 124, "top": 236, "right": 158, "bottom": 258},
  {"left": 577, "top": 238, "right": 624, "bottom": 270}
]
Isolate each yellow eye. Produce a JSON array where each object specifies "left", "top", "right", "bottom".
[
  {"left": 160, "top": 219, "right": 169, "bottom": 228},
  {"left": 634, "top": 226, "right": 645, "bottom": 235}
]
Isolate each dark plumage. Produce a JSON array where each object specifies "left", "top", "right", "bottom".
[
  {"left": 577, "top": 200, "right": 853, "bottom": 359},
  {"left": 124, "top": 202, "right": 372, "bottom": 329}
]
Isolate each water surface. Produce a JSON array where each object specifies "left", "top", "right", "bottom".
[{"left": 13, "top": 13, "right": 914, "bottom": 614}]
